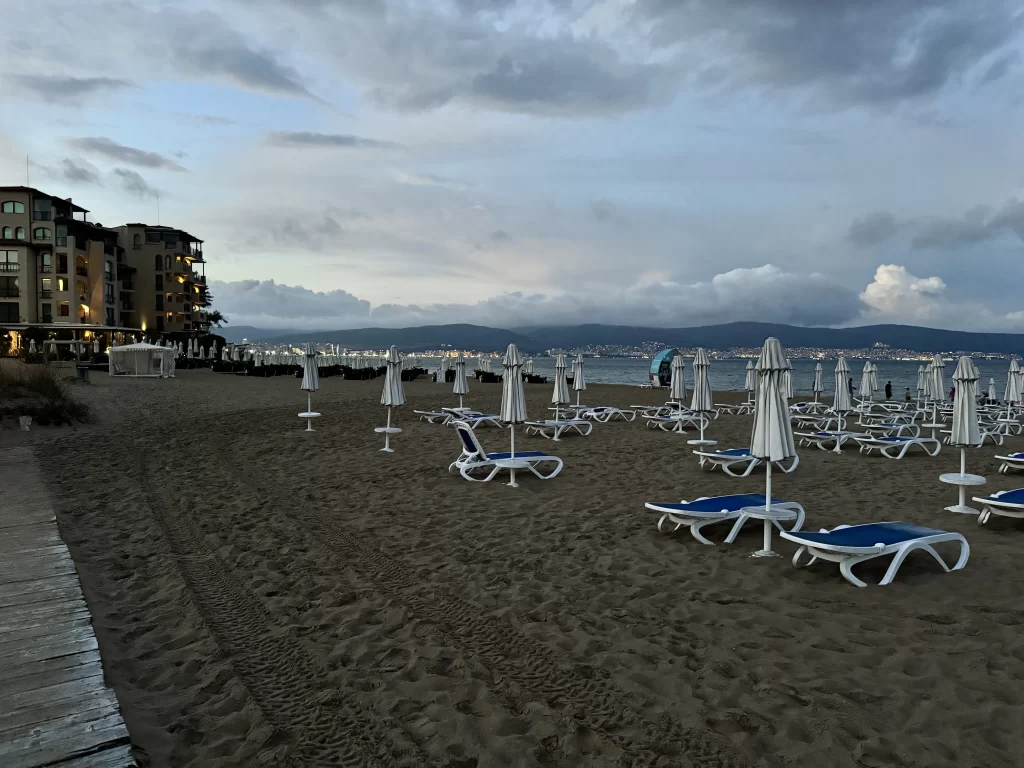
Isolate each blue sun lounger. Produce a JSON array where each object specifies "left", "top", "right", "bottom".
[
  {"left": 973, "top": 488, "right": 1024, "bottom": 525},
  {"left": 646, "top": 493, "right": 805, "bottom": 545},
  {"left": 780, "top": 522, "right": 969, "bottom": 587}
]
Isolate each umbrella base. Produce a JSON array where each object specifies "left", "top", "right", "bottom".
[
  {"left": 944, "top": 504, "right": 980, "bottom": 515},
  {"left": 750, "top": 549, "right": 782, "bottom": 558}
]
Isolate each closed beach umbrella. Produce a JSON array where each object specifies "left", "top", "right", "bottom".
[
  {"left": 669, "top": 353, "right": 687, "bottom": 403},
  {"left": 29, "top": 339, "right": 37, "bottom": 355},
  {"left": 1006, "top": 359, "right": 1022, "bottom": 404},
  {"left": 92, "top": 338, "right": 99, "bottom": 355},
  {"left": 299, "top": 342, "right": 320, "bottom": 432},
  {"left": 690, "top": 348, "right": 713, "bottom": 443},
  {"left": 782, "top": 359, "right": 794, "bottom": 400},
  {"left": 379, "top": 345, "right": 405, "bottom": 452},
  {"left": 833, "top": 357, "right": 853, "bottom": 437},
  {"left": 989, "top": 377, "right": 997, "bottom": 401},
  {"left": 869, "top": 362, "right": 879, "bottom": 392},
  {"left": 946, "top": 356, "right": 982, "bottom": 514},
  {"left": 931, "top": 355, "right": 946, "bottom": 402},
  {"left": 500, "top": 344, "right": 528, "bottom": 487},
  {"left": 859, "top": 362, "right": 873, "bottom": 401},
  {"left": 210, "top": 340, "right": 217, "bottom": 358},
  {"left": 551, "top": 353, "right": 570, "bottom": 437},
  {"left": 749, "top": 339, "right": 797, "bottom": 557},
  {"left": 917, "top": 364, "right": 928, "bottom": 400},
  {"left": 812, "top": 363, "right": 823, "bottom": 403},
  {"left": 453, "top": 352, "right": 469, "bottom": 409},
  {"left": 744, "top": 360, "right": 757, "bottom": 401},
  {"left": 186, "top": 340, "right": 193, "bottom": 359},
  {"left": 571, "top": 353, "right": 587, "bottom": 407}
]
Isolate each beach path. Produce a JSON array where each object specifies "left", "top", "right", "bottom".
[{"left": 0, "top": 446, "right": 135, "bottom": 768}]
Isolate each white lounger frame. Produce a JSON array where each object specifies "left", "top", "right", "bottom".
[
  {"left": 414, "top": 409, "right": 451, "bottom": 424},
  {"left": 796, "top": 431, "right": 859, "bottom": 451},
  {"left": 581, "top": 407, "right": 637, "bottom": 423},
  {"left": 448, "top": 421, "right": 563, "bottom": 482},
  {"left": 646, "top": 497, "right": 805, "bottom": 545},
  {"left": 973, "top": 490, "right": 1024, "bottom": 525},
  {"left": 693, "top": 450, "right": 800, "bottom": 477},
  {"left": 782, "top": 523, "right": 970, "bottom": 587},
  {"left": 996, "top": 453, "right": 1024, "bottom": 474},
  {"left": 645, "top": 413, "right": 709, "bottom": 432},
  {"left": 524, "top": 419, "right": 593, "bottom": 439},
  {"left": 855, "top": 436, "right": 941, "bottom": 459}
]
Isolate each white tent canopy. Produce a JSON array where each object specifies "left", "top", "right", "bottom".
[{"left": 108, "top": 342, "right": 176, "bottom": 378}]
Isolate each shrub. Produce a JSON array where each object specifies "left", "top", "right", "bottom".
[{"left": 0, "top": 364, "right": 93, "bottom": 426}]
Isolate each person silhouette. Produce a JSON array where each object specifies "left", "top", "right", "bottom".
[{"left": 885, "top": 380, "right": 893, "bottom": 400}]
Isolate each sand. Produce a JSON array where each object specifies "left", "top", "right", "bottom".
[{"left": 6, "top": 367, "right": 1024, "bottom": 767}]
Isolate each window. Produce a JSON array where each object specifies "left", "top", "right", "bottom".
[
  {"left": 156, "top": 315, "right": 164, "bottom": 331},
  {"left": 0, "top": 250, "right": 17, "bottom": 272},
  {"left": 132, "top": 233, "right": 141, "bottom": 249},
  {"left": 146, "top": 230, "right": 161, "bottom": 243},
  {"left": 57, "top": 277, "right": 68, "bottom": 292},
  {"left": 59, "top": 301, "right": 70, "bottom": 317},
  {"left": 15, "top": 227, "right": 24, "bottom": 240},
  {"left": 33, "top": 227, "right": 51, "bottom": 240},
  {"left": 1, "top": 227, "right": 10, "bottom": 239},
  {"left": 0, "top": 302, "right": 17, "bottom": 323},
  {"left": 154, "top": 275, "right": 163, "bottom": 290},
  {"left": 165, "top": 255, "right": 172, "bottom": 271},
  {"left": 41, "top": 252, "right": 51, "bottom": 272},
  {"left": 41, "top": 303, "right": 52, "bottom": 323},
  {"left": 104, "top": 284, "right": 115, "bottom": 303},
  {"left": 1, "top": 201, "right": 25, "bottom": 214},
  {"left": 155, "top": 294, "right": 163, "bottom": 310},
  {"left": 55, "top": 223, "right": 66, "bottom": 246},
  {"left": 33, "top": 199, "right": 51, "bottom": 220},
  {"left": 41, "top": 277, "right": 52, "bottom": 298},
  {"left": 57, "top": 253, "right": 67, "bottom": 273},
  {"left": 163, "top": 233, "right": 177, "bottom": 248},
  {"left": 105, "top": 307, "right": 115, "bottom": 325},
  {"left": 0, "top": 277, "right": 18, "bottom": 298},
  {"left": 154, "top": 254, "right": 162, "bottom": 269},
  {"left": 104, "top": 260, "right": 113, "bottom": 281}
]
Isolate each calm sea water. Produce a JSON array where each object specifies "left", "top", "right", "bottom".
[{"left": 415, "top": 357, "right": 1013, "bottom": 394}]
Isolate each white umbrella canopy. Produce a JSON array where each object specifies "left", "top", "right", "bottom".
[
  {"left": 669, "top": 353, "right": 687, "bottom": 403},
  {"left": 299, "top": 342, "right": 320, "bottom": 431},
  {"left": 500, "top": 344, "right": 528, "bottom": 486},
  {"left": 1006, "top": 359, "right": 1022, "bottom": 403},
  {"left": 833, "top": 357, "right": 853, "bottom": 435},
  {"left": 571, "top": 353, "right": 587, "bottom": 406},
  {"left": 858, "top": 363, "right": 873, "bottom": 400},
  {"left": 931, "top": 355, "right": 946, "bottom": 401},
  {"left": 379, "top": 345, "right": 405, "bottom": 452},
  {"left": 945, "top": 356, "right": 983, "bottom": 514},
  {"left": 690, "top": 348, "right": 713, "bottom": 442},
  {"left": 551, "top": 353, "right": 570, "bottom": 434},
  {"left": 782, "top": 359, "right": 794, "bottom": 400},
  {"left": 744, "top": 360, "right": 757, "bottom": 400},
  {"left": 869, "top": 362, "right": 879, "bottom": 392},
  {"left": 917, "top": 365, "right": 928, "bottom": 398},
  {"left": 749, "top": 339, "right": 797, "bottom": 557},
  {"left": 28, "top": 339, "right": 37, "bottom": 355},
  {"left": 453, "top": 352, "right": 470, "bottom": 408},
  {"left": 812, "top": 363, "right": 823, "bottom": 402},
  {"left": 989, "top": 378, "right": 997, "bottom": 401}
]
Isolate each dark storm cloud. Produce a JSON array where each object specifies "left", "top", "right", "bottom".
[
  {"left": 67, "top": 137, "right": 187, "bottom": 171},
  {"left": 912, "top": 199, "right": 1024, "bottom": 249}
]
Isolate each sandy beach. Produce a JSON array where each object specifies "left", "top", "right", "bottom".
[{"left": 6, "top": 368, "right": 1024, "bottom": 767}]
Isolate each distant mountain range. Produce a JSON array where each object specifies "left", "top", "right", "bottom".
[{"left": 222, "top": 322, "right": 1024, "bottom": 355}]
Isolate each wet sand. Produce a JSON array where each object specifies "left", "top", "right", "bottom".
[{"left": 8, "top": 368, "right": 1024, "bottom": 767}]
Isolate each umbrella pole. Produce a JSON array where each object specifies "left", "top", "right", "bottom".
[
  {"left": 306, "top": 394, "right": 313, "bottom": 432},
  {"left": 382, "top": 407, "right": 393, "bottom": 452},
  {"left": 508, "top": 425, "right": 518, "bottom": 488},
  {"left": 553, "top": 405, "right": 560, "bottom": 441},
  {"left": 757, "top": 462, "right": 774, "bottom": 556},
  {"left": 459, "top": 394, "right": 464, "bottom": 409}
]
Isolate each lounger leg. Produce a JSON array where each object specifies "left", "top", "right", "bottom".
[
  {"left": 839, "top": 555, "right": 871, "bottom": 588},
  {"left": 724, "top": 513, "right": 750, "bottom": 544},
  {"left": 879, "top": 544, "right": 929, "bottom": 586},
  {"left": 791, "top": 546, "right": 819, "bottom": 568},
  {"left": 689, "top": 519, "right": 719, "bottom": 546}
]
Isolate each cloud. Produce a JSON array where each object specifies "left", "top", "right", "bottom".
[
  {"left": 848, "top": 212, "right": 900, "bottom": 247},
  {"left": 8, "top": 74, "right": 135, "bottom": 103},
  {"left": 912, "top": 199, "right": 1024, "bottom": 249},
  {"left": 635, "top": 0, "right": 1023, "bottom": 110},
  {"left": 266, "top": 131, "right": 402, "bottom": 149},
  {"left": 590, "top": 199, "right": 620, "bottom": 222},
  {"left": 175, "top": 113, "right": 236, "bottom": 126},
  {"left": 113, "top": 168, "right": 157, "bottom": 199},
  {"left": 489, "top": 229, "right": 510, "bottom": 241},
  {"left": 208, "top": 264, "right": 863, "bottom": 330},
  {"left": 393, "top": 170, "right": 472, "bottom": 191},
  {"left": 52, "top": 158, "right": 101, "bottom": 185},
  {"left": 237, "top": 211, "right": 344, "bottom": 251},
  {"left": 66, "top": 137, "right": 187, "bottom": 171}
]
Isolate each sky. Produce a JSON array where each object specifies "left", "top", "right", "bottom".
[{"left": 1, "top": 0, "right": 1023, "bottom": 331}]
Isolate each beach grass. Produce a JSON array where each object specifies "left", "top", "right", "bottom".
[{"left": 0, "top": 362, "right": 93, "bottom": 425}]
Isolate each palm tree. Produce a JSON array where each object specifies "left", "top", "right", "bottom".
[{"left": 207, "top": 310, "right": 228, "bottom": 328}]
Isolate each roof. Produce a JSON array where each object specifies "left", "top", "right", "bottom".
[
  {"left": 0, "top": 186, "right": 89, "bottom": 213},
  {"left": 121, "top": 223, "right": 203, "bottom": 243}
]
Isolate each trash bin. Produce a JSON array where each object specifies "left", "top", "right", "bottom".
[{"left": 76, "top": 365, "right": 90, "bottom": 382}]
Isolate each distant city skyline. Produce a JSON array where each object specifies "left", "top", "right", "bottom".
[{"left": 2, "top": 1, "right": 1022, "bottom": 331}]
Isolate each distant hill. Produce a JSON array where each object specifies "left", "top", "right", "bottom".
[{"left": 222, "top": 321, "right": 1024, "bottom": 355}]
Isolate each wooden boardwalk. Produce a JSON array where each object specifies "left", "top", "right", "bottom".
[{"left": 0, "top": 446, "right": 135, "bottom": 768}]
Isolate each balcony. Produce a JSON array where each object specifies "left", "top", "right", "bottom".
[
  {"left": 0, "top": 263, "right": 19, "bottom": 272},
  {"left": 41, "top": 265, "right": 52, "bottom": 273},
  {"left": 56, "top": 237, "right": 67, "bottom": 246},
  {"left": 0, "top": 289, "right": 20, "bottom": 298},
  {"left": 120, "top": 299, "right": 135, "bottom": 311},
  {"left": 41, "top": 315, "right": 53, "bottom": 324},
  {"left": 40, "top": 290, "right": 52, "bottom": 299},
  {"left": 75, "top": 266, "right": 88, "bottom": 277},
  {"left": 33, "top": 211, "right": 52, "bottom": 221}
]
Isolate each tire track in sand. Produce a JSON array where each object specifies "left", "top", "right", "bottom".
[
  {"left": 141, "top": 469, "right": 429, "bottom": 768},
  {"left": 286, "top": 502, "right": 749, "bottom": 768}
]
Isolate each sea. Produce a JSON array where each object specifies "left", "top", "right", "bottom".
[{"left": 413, "top": 357, "right": 1013, "bottom": 394}]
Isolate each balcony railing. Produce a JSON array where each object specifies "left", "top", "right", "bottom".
[
  {"left": 40, "top": 290, "right": 52, "bottom": 299},
  {"left": 75, "top": 267, "right": 88, "bottom": 277},
  {"left": 41, "top": 315, "right": 52, "bottom": 324},
  {"left": 41, "top": 265, "right": 52, "bottom": 273},
  {"left": 56, "top": 237, "right": 67, "bottom": 246},
  {"left": 33, "top": 211, "right": 52, "bottom": 221},
  {"left": 0, "top": 263, "right": 19, "bottom": 272},
  {"left": 120, "top": 301, "right": 135, "bottom": 311},
  {"left": 0, "top": 290, "right": 20, "bottom": 298}
]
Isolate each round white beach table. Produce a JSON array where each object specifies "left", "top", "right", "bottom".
[
  {"left": 375, "top": 426, "right": 402, "bottom": 452},
  {"left": 738, "top": 504, "right": 801, "bottom": 558},
  {"left": 298, "top": 410, "right": 321, "bottom": 432},
  {"left": 687, "top": 438, "right": 717, "bottom": 448},
  {"left": 939, "top": 472, "right": 987, "bottom": 514},
  {"left": 921, "top": 422, "right": 945, "bottom": 440}
]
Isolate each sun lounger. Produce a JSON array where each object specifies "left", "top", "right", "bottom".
[
  {"left": 448, "top": 421, "right": 563, "bottom": 482},
  {"left": 645, "top": 493, "right": 805, "bottom": 544},
  {"left": 938, "top": 428, "right": 1003, "bottom": 447},
  {"left": 996, "top": 452, "right": 1024, "bottom": 474},
  {"left": 864, "top": 421, "right": 921, "bottom": 438},
  {"left": 693, "top": 448, "right": 799, "bottom": 477},
  {"left": 854, "top": 435, "right": 941, "bottom": 459},
  {"left": 973, "top": 489, "right": 1024, "bottom": 525},
  {"left": 644, "top": 412, "right": 709, "bottom": 432},
  {"left": 448, "top": 412, "right": 503, "bottom": 429},
  {"left": 716, "top": 402, "right": 754, "bottom": 415},
  {"left": 524, "top": 419, "right": 593, "bottom": 439},
  {"left": 414, "top": 409, "right": 451, "bottom": 424},
  {"left": 580, "top": 406, "right": 636, "bottom": 423},
  {"left": 795, "top": 431, "right": 859, "bottom": 451},
  {"left": 781, "top": 522, "right": 969, "bottom": 587}
]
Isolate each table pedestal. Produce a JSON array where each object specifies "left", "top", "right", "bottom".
[
  {"left": 939, "top": 472, "right": 986, "bottom": 514},
  {"left": 375, "top": 426, "right": 402, "bottom": 452},
  {"left": 738, "top": 505, "right": 800, "bottom": 558},
  {"left": 298, "top": 411, "right": 321, "bottom": 432}
]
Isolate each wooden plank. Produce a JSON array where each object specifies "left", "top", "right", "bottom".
[
  {"left": 0, "top": 560, "right": 78, "bottom": 585},
  {"left": 1, "top": 606, "right": 93, "bottom": 635},
  {"left": 0, "top": 648, "right": 101, "bottom": 684},
  {"left": 58, "top": 744, "right": 137, "bottom": 768},
  {"left": 2, "top": 526, "right": 62, "bottom": 551},
  {"left": 1, "top": 657, "right": 105, "bottom": 696},
  {"left": 1, "top": 714, "right": 130, "bottom": 768},
  {"left": 0, "top": 616, "right": 94, "bottom": 646},
  {"left": 0, "top": 687, "right": 119, "bottom": 736},
  {"left": 0, "top": 573, "right": 83, "bottom": 600},
  {"left": 0, "top": 673, "right": 115, "bottom": 715},
  {"left": 1, "top": 596, "right": 89, "bottom": 624},
  {"left": 0, "top": 581, "right": 84, "bottom": 609},
  {"left": 0, "top": 634, "right": 98, "bottom": 666},
  {"left": 0, "top": 511, "right": 57, "bottom": 530}
]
